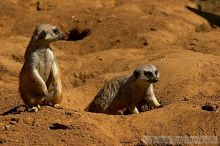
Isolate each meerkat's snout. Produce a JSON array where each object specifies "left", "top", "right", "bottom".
[
  {"left": 52, "top": 28, "right": 65, "bottom": 40},
  {"left": 144, "top": 70, "right": 159, "bottom": 83},
  {"left": 44, "top": 27, "right": 65, "bottom": 41}
]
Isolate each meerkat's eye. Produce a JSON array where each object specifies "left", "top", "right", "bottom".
[
  {"left": 155, "top": 70, "right": 158, "bottom": 75},
  {"left": 144, "top": 71, "right": 153, "bottom": 77},
  {"left": 53, "top": 28, "right": 59, "bottom": 35}
]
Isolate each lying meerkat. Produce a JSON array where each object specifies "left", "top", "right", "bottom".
[
  {"left": 86, "top": 64, "right": 161, "bottom": 115},
  {"left": 19, "top": 24, "right": 64, "bottom": 112}
]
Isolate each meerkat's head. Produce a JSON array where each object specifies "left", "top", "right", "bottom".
[
  {"left": 31, "top": 24, "right": 64, "bottom": 43},
  {"left": 133, "top": 64, "right": 159, "bottom": 84}
]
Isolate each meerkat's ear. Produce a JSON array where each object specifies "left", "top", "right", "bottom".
[
  {"left": 156, "top": 71, "right": 160, "bottom": 78},
  {"left": 32, "top": 30, "right": 46, "bottom": 41},
  {"left": 133, "top": 70, "right": 140, "bottom": 78},
  {"left": 38, "top": 30, "right": 46, "bottom": 40}
]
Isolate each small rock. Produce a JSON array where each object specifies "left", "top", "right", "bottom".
[
  {"left": 11, "top": 117, "right": 19, "bottom": 122},
  {"left": 183, "top": 97, "right": 189, "bottom": 101},
  {"left": 0, "top": 123, "right": 6, "bottom": 130},
  {"left": 9, "top": 121, "right": 17, "bottom": 125},
  {"left": 9, "top": 117, "right": 19, "bottom": 125},
  {"left": 5, "top": 125, "right": 10, "bottom": 130},
  {"left": 84, "top": 9, "right": 90, "bottom": 13},
  {"left": 97, "top": 18, "right": 103, "bottom": 22},
  {"left": 109, "top": 15, "right": 117, "bottom": 19},
  {"left": 143, "top": 41, "right": 148, "bottom": 46},
  {"left": 189, "top": 39, "right": 198, "bottom": 46},
  {"left": 49, "top": 123, "right": 70, "bottom": 130},
  {"left": 98, "top": 57, "right": 102, "bottom": 61},
  {"left": 47, "top": 5, "right": 55, "bottom": 10},
  {"left": 202, "top": 102, "right": 219, "bottom": 111},
  {"left": 0, "top": 138, "right": 6, "bottom": 144},
  {"left": 150, "top": 28, "right": 157, "bottom": 31},
  {"left": 195, "top": 24, "right": 210, "bottom": 32},
  {"left": 64, "top": 111, "right": 73, "bottom": 116},
  {"left": 36, "top": 1, "right": 55, "bottom": 11},
  {"left": 135, "top": 139, "right": 147, "bottom": 146},
  {"left": 36, "top": 1, "right": 43, "bottom": 11}
]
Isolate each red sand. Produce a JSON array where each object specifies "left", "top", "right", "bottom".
[{"left": 0, "top": 0, "right": 219, "bottom": 145}]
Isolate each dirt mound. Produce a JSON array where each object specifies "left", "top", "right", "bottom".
[{"left": 0, "top": 0, "right": 220, "bottom": 145}]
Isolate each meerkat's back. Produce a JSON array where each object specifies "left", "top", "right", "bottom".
[{"left": 87, "top": 75, "right": 129, "bottom": 113}]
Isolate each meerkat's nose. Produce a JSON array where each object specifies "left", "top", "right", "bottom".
[
  {"left": 61, "top": 33, "right": 69, "bottom": 40},
  {"left": 57, "top": 33, "right": 65, "bottom": 40},
  {"left": 153, "top": 79, "right": 158, "bottom": 83},
  {"left": 150, "top": 77, "right": 158, "bottom": 83}
]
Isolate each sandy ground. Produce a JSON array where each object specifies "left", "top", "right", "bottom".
[{"left": 0, "top": 0, "right": 220, "bottom": 145}]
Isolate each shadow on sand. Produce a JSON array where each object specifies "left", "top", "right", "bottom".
[
  {"left": 1, "top": 105, "right": 28, "bottom": 116},
  {"left": 186, "top": 4, "right": 220, "bottom": 27}
]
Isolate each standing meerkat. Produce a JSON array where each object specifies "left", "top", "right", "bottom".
[
  {"left": 19, "top": 24, "right": 64, "bottom": 112},
  {"left": 86, "top": 64, "right": 161, "bottom": 115}
]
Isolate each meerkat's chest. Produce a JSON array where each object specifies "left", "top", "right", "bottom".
[
  {"left": 43, "top": 48, "right": 54, "bottom": 63},
  {"left": 37, "top": 48, "right": 55, "bottom": 80}
]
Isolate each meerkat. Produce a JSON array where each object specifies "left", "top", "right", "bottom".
[
  {"left": 86, "top": 64, "right": 161, "bottom": 115},
  {"left": 19, "top": 24, "right": 64, "bottom": 112}
]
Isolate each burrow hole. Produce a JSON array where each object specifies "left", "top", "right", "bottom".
[{"left": 68, "top": 28, "right": 91, "bottom": 41}]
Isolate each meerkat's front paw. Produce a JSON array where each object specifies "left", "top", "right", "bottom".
[
  {"left": 149, "top": 96, "right": 161, "bottom": 107},
  {"left": 42, "top": 89, "right": 49, "bottom": 97},
  {"left": 157, "top": 102, "right": 164, "bottom": 108},
  {"left": 155, "top": 102, "right": 162, "bottom": 107}
]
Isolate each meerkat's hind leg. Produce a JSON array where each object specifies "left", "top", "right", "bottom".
[
  {"left": 28, "top": 105, "right": 41, "bottom": 112},
  {"left": 117, "top": 108, "right": 128, "bottom": 115}
]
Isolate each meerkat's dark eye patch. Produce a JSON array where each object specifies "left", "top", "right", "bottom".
[
  {"left": 134, "top": 70, "right": 140, "bottom": 78},
  {"left": 155, "top": 70, "right": 158, "bottom": 75},
  {"left": 144, "top": 71, "right": 153, "bottom": 77},
  {"left": 53, "top": 28, "right": 59, "bottom": 35}
]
